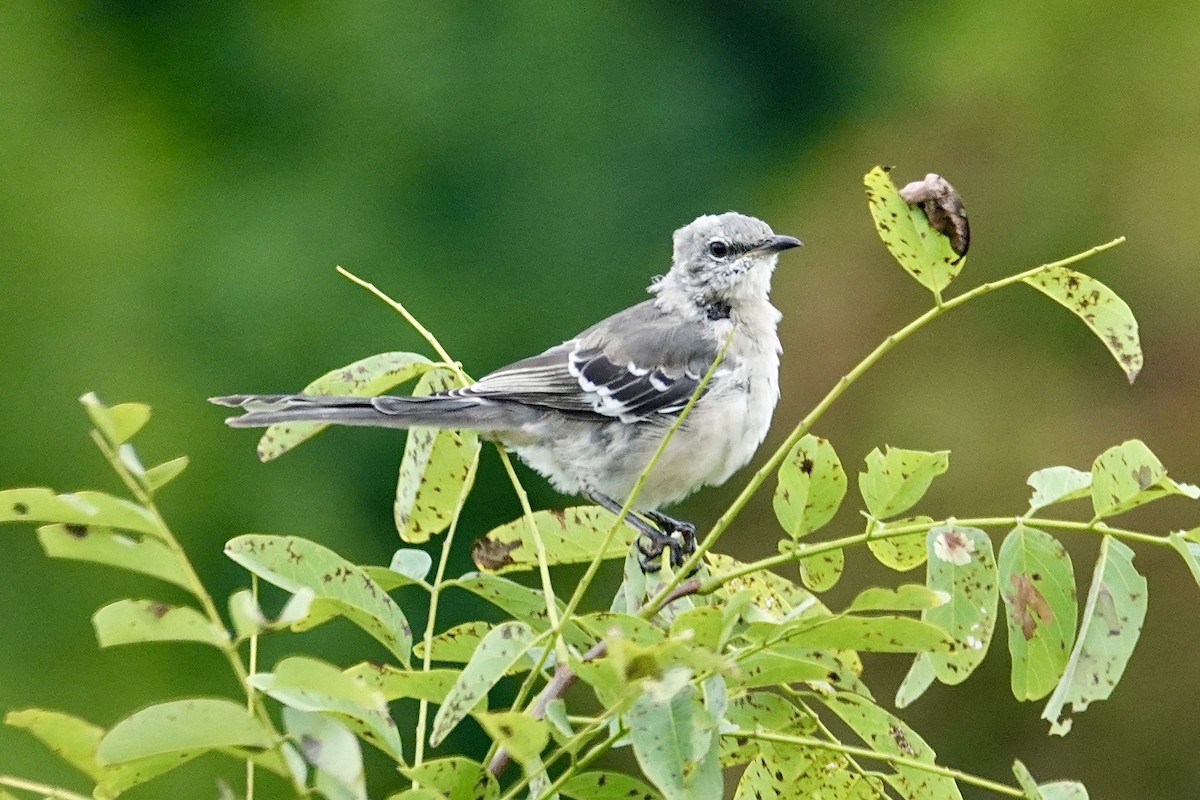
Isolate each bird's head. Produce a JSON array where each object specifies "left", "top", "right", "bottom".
[{"left": 651, "top": 212, "right": 801, "bottom": 312}]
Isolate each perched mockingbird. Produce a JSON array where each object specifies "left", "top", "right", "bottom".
[{"left": 213, "top": 213, "right": 801, "bottom": 569}]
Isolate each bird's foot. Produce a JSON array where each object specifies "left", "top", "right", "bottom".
[{"left": 637, "top": 511, "right": 698, "bottom": 573}]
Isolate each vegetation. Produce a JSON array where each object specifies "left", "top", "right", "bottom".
[{"left": 3, "top": 169, "right": 1196, "bottom": 800}]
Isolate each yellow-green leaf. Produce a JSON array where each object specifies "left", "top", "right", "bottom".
[
  {"left": 1090, "top": 439, "right": 1199, "bottom": 518},
  {"left": 858, "top": 447, "right": 949, "bottom": 519},
  {"left": 430, "top": 622, "right": 536, "bottom": 746},
  {"left": 92, "top": 599, "right": 228, "bottom": 649},
  {"left": 864, "top": 166, "right": 965, "bottom": 294},
  {"left": 226, "top": 535, "right": 412, "bottom": 665},
  {"left": 1024, "top": 266, "right": 1142, "bottom": 383},
  {"left": 998, "top": 525, "right": 1077, "bottom": 701},
  {"left": 1042, "top": 536, "right": 1146, "bottom": 735},
  {"left": 923, "top": 525, "right": 998, "bottom": 686},
  {"left": 98, "top": 698, "right": 272, "bottom": 764},
  {"left": 773, "top": 435, "right": 847, "bottom": 538},
  {"left": 394, "top": 368, "right": 480, "bottom": 543},
  {"left": 471, "top": 506, "right": 635, "bottom": 572},
  {"left": 37, "top": 524, "right": 191, "bottom": 590}
]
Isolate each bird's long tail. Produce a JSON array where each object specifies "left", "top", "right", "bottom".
[{"left": 210, "top": 393, "right": 527, "bottom": 431}]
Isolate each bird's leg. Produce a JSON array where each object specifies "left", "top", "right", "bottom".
[{"left": 583, "top": 491, "right": 683, "bottom": 572}]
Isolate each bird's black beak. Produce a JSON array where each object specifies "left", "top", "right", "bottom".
[{"left": 757, "top": 234, "right": 803, "bottom": 253}]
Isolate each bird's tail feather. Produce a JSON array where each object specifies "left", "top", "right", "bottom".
[{"left": 210, "top": 393, "right": 525, "bottom": 431}]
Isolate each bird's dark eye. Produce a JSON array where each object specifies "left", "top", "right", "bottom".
[{"left": 708, "top": 240, "right": 729, "bottom": 258}]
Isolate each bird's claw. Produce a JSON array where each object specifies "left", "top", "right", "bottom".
[{"left": 636, "top": 513, "right": 697, "bottom": 572}]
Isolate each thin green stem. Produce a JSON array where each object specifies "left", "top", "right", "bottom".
[
  {"left": 507, "top": 725, "right": 629, "bottom": 800},
  {"left": 496, "top": 448, "right": 569, "bottom": 665},
  {"left": 644, "top": 237, "right": 1127, "bottom": 613},
  {"left": 412, "top": 455, "right": 480, "bottom": 774},
  {"left": 725, "top": 729, "right": 1024, "bottom": 797},
  {"left": 0, "top": 774, "right": 92, "bottom": 800},
  {"left": 337, "top": 267, "right": 466, "bottom": 380},
  {"left": 246, "top": 573, "right": 260, "bottom": 800},
  {"left": 699, "top": 512, "right": 1168, "bottom": 595}
]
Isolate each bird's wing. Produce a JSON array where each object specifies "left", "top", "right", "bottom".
[{"left": 458, "top": 300, "right": 721, "bottom": 423}]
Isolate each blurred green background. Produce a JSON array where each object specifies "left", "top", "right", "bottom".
[{"left": 2, "top": 2, "right": 1198, "bottom": 797}]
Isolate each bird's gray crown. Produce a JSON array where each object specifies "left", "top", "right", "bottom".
[{"left": 651, "top": 212, "right": 797, "bottom": 310}]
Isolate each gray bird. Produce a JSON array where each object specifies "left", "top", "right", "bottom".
[{"left": 212, "top": 212, "right": 801, "bottom": 569}]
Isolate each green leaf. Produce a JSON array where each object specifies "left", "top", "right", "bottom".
[
  {"left": 820, "top": 692, "right": 963, "bottom": 800},
  {"left": 0, "top": 488, "right": 160, "bottom": 536},
  {"left": 772, "top": 435, "right": 847, "bottom": 538},
  {"left": 864, "top": 166, "right": 965, "bottom": 293},
  {"left": 1041, "top": 536, "right": 1147, "bottom": 735},
  {"left": 669, "top": 606, "right": 726, "bottom": 651},
  {"left": 430, "top": 621, "right": 536, "bottom": 746},
  {"left": 1090, "top": 439, "right": 1199, "bottom": 518},
  {"left": 449, "top": 573, "right": 575, "bottom": 640},
  {"left": 729, "top": 651, "right": 830, "bottom": 689},
  {"left": 143, "top": 456, "right": 189, "bottom": 493},
  {"left": 561, "top": 772, "right": 662, "bottom": 800},
  {"left": 1169, "top": 532, "right": 1200, "bottom": 590},
  {"left": 5, "top": 708, "right": 105, "bottom": 780},
  {"left": 895, "top": 654, "right": 936, "bottom": 709},
  {"left": 226, "top": 534, "right": 413, "bottom": 666},
  {"left": 474, "top": 711, "right": 549, "bottom": 765},
  {"left": 254, "top": 658, "right": 404, "bottom": 764},
  {"left": 402, "top": 757, "right": 499, "bottom": 800},
  {"left": 283, "top": 708, "right": 363, "bottom": 800},
  {"left": 97, "top": 753, "right": 207, "bottom": 798},
  {"left": 80, "top": 392, "right": 151, "bottom": 445},
  {"left": 777, "top": 614, "right": 954, "bottom": 653},
  {"left": 796, "top": 546, "right": 844, "bottom": 591},
  {"left": 1013, "top": 761, "right": 1089, "bottom": 800},
  {"left": 1027, "top": 466, "right": 1092, "bottom": 514},
  {"left": 577, "top": 611, "right": 666, "bottom": 646},
  {"left": 923, "top": 525, "right": 998, "bottom": 685},
  {"left": 849, "top": 584, "right": 946, "bottom": 613},
  {"left": 998, "top": 525, "right": 1077, "bottom": 701},
  {"left": 345, "top": 663, "right": 470, "bottom": 705},
  {"left": 703, "top": 552, "right": 828, "bottom": 624},
  {"left": 97, "top": 698, "right": 272, "bottom": 764},
  {"left": 734, "top": 746, "right": 881, "bottom": 800},
  {"left": 1024, "top": 266, "right": 1142, "bottom": 383},
  {"left": 627, "top": 674, "right": 722, "bottom": 800},
  {"left": 858, "top": 447, "right": 950, "bottom": 519},
  {"left": 720, "top": 693, "right": 814, "bottom": 766},
  {"left": 471, "top": 506, "right": 635, "bottom": 572},
  {"left": 415, "top": 621, "right": 514, "bottom": 667},
  {"left": 92, "top": 599, "right": 228, "bottom": 648},
  {"left": 394, "top": 368, "right": 481, "bottom": 543},
  {"left": 36, "top": 524, "right": 191, "bottom": 590},
  {"left": 867, "top": 516, "right": 932, "bottom": 571},
  {"left": 256, "top": 352, "right": 435, "bottom": 462}
]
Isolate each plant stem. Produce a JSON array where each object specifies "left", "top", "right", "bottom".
[
  {"left": 412, "top": 454, "right": 480, "bottom": 774},
  {"left": 246, "top": 573, "right": 260, "bottom": 800},
  {"left": 725, "top": 729, "right": 1024, "bottom": 797},
  {"left": 698, "top": 513, "right": 1169, "bottom": 594},
  {"left": 502, "top": 725, "right": 629, "bottom": 800},
  {"left": 644, "top": 237, "right": 1127, "bottom": 612},
  {"left": 496, "top": 448, "right": 570, "bottom": 665},
  {"left": 0, "top": 775, "right": 92, "bottom": 800}
]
